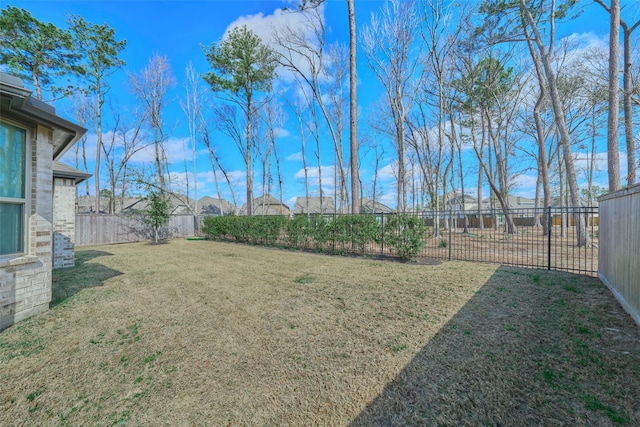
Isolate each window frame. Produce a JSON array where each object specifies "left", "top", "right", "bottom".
[{"left": 0, "top": 118, "right": 30, "bottom": 257}]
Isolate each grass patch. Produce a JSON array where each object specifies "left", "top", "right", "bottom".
[
  {"left": 294, "top": 273, "right": 316, "bottom": 284},
  {"left": 26, "top": 387, "right": 46, "bottom": 402},
  {"left": 51, "top": 250, "right": 121, "bottom": 307},
  {"left": 0, "top": 326, "right": 45, "bottom": 362},
  {"left": 0, "top": 241, "right": 637, "bottom": 426}
]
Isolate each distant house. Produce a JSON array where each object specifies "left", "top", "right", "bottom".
[
  {"left": 550, "top": 196, "right": 597, "bottom": 208},
  {"left": 293, "top": 196, "right": 335, "bottom": 214},
  {"left": 240, "top": 194, "right": 290, "bottom": 216},
  {"left": 483, "top": 195, "right": 536, "bottom": 209},
  {"left": 444, "top": 193, "right": 480, "bottom": 212},
  {"left": 360, "top": 197, "right": 394, "bottom": 214},
  {"left": 1, "top": 72, "right": 86, "bottom": 331},
  {"left": 194, "top": 196, "right": 235, "bottom": 216},
  {"left": 121, "top": 194, "right": 194, "bottom": 215},
  {"left": 76, "top": 195, "right": 109, "bottom": 214}
]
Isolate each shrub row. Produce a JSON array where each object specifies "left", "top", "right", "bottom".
[{"left": 201, "top": 214, "right": 427, "bottom": 260}]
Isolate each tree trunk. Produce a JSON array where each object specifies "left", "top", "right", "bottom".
[
  {"left": 525, "top": 26, "right": 551, "bottom": 235},
  {"left": 246, "top": 97, "right": 253, "bottom": 216},
  {"left": 622, "top": 21, "right": 639, "bottom": 186},
  {"left": 347, "top": 0, "right": 359, "bottom": 214},
  {"left": 607, "top": 0, "right": 621, "bottom": 191},
  {"left": 520, "top": 0, "right": 588, "bottom": 246},
  {"left": 94, "top": 83, "right": 102, "bottom": 215}
]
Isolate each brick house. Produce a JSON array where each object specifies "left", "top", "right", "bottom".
[
  {"left": 1, "top": 73, "right": 87, "bottom": 331},
  {"left": 53, "top": 161, "right": 91, "bottom": 268}
]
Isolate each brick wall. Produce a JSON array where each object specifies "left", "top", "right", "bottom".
[
  {"left": 0, "top": 125, "right": 54, "bottom": 331},
  {"left": 53, "top": 177, "right": 77, "bottom": 269}
]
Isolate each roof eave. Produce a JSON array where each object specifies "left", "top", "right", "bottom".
[{"left": 0, "top": 73, "right": 87, "bottom": 160}]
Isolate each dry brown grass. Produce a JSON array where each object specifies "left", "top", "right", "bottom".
[{"left": 0, "top": 239, "right": 638, "bottom": 426}]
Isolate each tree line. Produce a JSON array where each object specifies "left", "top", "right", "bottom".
[{"left": 1, "top": 1, "right": 637, "bottom": 248}]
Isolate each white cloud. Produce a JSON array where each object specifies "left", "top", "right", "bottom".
[
  {"left": 274, "top": 127, "right": 291, "bottom": 138},
  {"left": 377, "top": 162, "right": 397, "bottom": 182},
  {"left": 286, "top": 151, "right": 303, "bottom": 161},
  {"left": 378, "top": 191, "right": 397, "bottom": 208},
  {"left": 223, "top": 4, "right": 326, "bottom": 84},
  {"left": 294, "top": 164, "right": 335, "bottom": 188},
  {"left": 129, "top": 136, "right": 193, "bottom": 164},
  {"left": 512, "top": 174, "right": 538, "bottom": 192},
  {"left": 60, "top": 131, "right": 100, "bottom": 164}
]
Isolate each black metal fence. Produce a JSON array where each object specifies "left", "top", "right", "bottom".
[
  {"left": 200, "top": 207, "right": 599, "bottom": 276},
  {"left": 414, "top": 206, "right": 599, "bottom": 276}
]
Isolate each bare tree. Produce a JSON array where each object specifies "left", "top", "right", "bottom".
[
  {"left": 70, "top": 92, "right": 95, "bottom": 197},
  {"left": 595, "top": 0, "right": 640, "bottom": 186},
  {"left": 519, "top": 0, "right": 589, "bottom": 246},
  {"left": 361, "top": 0, "right": 423, "bottom": 212},
  {"left": 180, "top": 62, "right": 203, "bottom": 213},
  {"left": 605, "top": 0, "right": 621, "bottom": 191},
  {"left": 288, "top": 0, "right": 360, "bottom": 213},
  {"left": 129, "top": 53, "right": 176, "bottom": 191},
  {"left": 521, "top": 16, "right": 553, "bottom": 233},
  {"left": 273, "top": 6, "right": 349, "bottom": 212},
  {"left": 323, "top": 42, "right": 350, "bottom": 211},
  {"left": 283, "top": 80, "right": 314, "bottom": 213},
  {"left": 255, "top": 98, "right": 286, "bottom": 205},
  {"left": 265, "top": 101, "right": 287, "bottom": 209},
  {"left": 199, "top": 112, "right": 237, "bottom": 211},
  {"left": 347, "top": 0, "right": 359, "bottom": 214},
  {"left": 101, "top": 106, "right": 149, "bottom": 213}
]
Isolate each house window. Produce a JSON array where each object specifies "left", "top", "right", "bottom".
[{"left": 0, "top": 120, "right": 27, "bottom": 256}]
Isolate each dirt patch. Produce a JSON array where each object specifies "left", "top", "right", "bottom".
[{"left": 0, "top": 239, "right": 637, "bottom": 426}]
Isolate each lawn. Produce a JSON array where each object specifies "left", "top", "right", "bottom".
[{"left": 1, "top": 239, "right": 638, "bottom": 426}]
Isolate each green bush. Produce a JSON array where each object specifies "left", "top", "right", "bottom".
[
  {"left": 286, "top": 215, "right": 310, "bottom": 247},
  {"left": 309, "top": 215, "right": 331, "bottom": 246},
  {"left": 383, "top": 214, "right": 427, "bottom": 260},
  {"left": 201, "top": 216, "right": 223, "bottom": 240},
  {"left": 258, "top": 215, "right": 285, "bottom": 246},
  {"left": 327, "top": 214, "right": 380, "bottom": 252},
  {"left": 202, "top": 215, "right": 285, "bottom": 245},
  {"left": 204, "top": 213, "right": 426, "bottom": 262}
]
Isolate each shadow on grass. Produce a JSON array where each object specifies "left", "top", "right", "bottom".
[
  {"left": 350, "top": 267, "right": 640, "bottom": 426},
  {"left": 51, "top": 250, "right": 122, "bottom": 307}
]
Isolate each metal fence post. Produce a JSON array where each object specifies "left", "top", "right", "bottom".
[
  {"left": 448, "top": 208, "right": 452, "bottom": 261},
  {"left": 381, "top": 212, "right": 384, "bottom": 256},
  {"left": 548, "top": 206, "right": 552, "bottom": 271}
]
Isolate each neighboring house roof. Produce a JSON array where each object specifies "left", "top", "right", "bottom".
[
  {"left": 0, "top": 73, "right": 86, "bottom": 160},
  {"left": 194, "top": 196, "right": 235, "bottom": 216},
  {"left": 293, "top": 196, "right": 335, "bottom": 214},
  {"left": 550, "top": 196, "right": 597, "bottom": 208},
  {"left": 483, "top": 195, "right": 536, "bottom": 209},
  {"left": 76, "top": 196, "right": 106, "bottom": 214},
  {"left": 52, "top": 161, "right": 92, "bottom": 184},
  {"left": 445, "top": 192, "right": 478, "bottom": 206},
  {"left": 360, "top": 197, "right": 394, "bottom": 214},
  {"left": 240, "top": 194, "right": 290, "bottom": 215},
  {"left": 122, "top": 194, "right": 194, "bottom": 215}
]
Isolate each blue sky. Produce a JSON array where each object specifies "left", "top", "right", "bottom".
[{"left": 3, "top": 0, "right": 628, "bottom": 209}]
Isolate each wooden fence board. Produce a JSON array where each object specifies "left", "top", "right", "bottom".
[
  {"left": 598, "top": 184, "right": 640, "bottom": 328},
  {"left": 75, "top": 214, "right": 195, "bottom": 246}
]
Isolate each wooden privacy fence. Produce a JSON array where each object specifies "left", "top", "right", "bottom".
[
  {"left": 598, "top": 184, "right": 640, "bottom": 328},
  {"left": 75, "top": 214, "right": 195, "bottom": 246}
]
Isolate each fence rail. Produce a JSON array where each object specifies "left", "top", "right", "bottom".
[
  {"left": 416, "top": 207, "right": 598, "bottom": 275},
  {"left": 75, "top": 214, "right": 195, "bottom": 246},
  {"left": 201, "top": 207, "right": 599, "bottom": 276}
]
